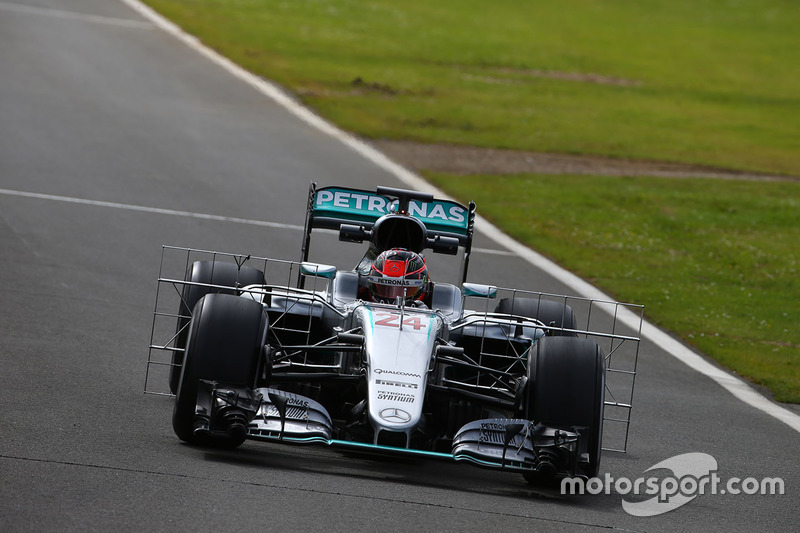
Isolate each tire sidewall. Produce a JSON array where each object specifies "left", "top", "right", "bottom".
[
  {"left": 527, "top": 336, "right": 605, "bottom": 477},
  {"left": 172, "top": 293, "right": 268, "bottom": 446},
  {"left": 170, "top": 261, "right": 265, "bottom": 393}
]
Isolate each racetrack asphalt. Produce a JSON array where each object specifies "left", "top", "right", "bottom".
[{"left": 0, "top": 1, "right": 795, "bottom": 531}]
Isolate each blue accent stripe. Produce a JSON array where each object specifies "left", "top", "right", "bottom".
[
  {"left": 247, "top": 434, "right": 526, "bottom": 471},
  {"left": 329, "top": 440, "right": 455, "bottom": 460}
]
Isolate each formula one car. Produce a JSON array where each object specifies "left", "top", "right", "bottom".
[{"left": 146, "top": 184, "right": 642, "bottom": 482}]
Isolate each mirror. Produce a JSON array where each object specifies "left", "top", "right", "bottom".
[
  {"left": 461, "top": 282, "right": 497, "bottom": 299},
  {"left": 300, "top": 262, "right": 337, "bottom": 279}
]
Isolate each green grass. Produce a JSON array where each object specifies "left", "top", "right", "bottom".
[
  {"left": 143, "top": 0, "right": 800, "bottom": 175},
  {"left": 140, "top": 0, "right": 800, "bottom": 401},
  {"left": 425, "top": 174, "right": 800, "bottom": 402}
]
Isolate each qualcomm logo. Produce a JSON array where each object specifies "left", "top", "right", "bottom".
[{"left": 374, "top": 369, "right": 421, "bottom": 378}]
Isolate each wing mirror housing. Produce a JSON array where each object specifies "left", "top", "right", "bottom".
[
  {"left": 300, "top": 262, "right": 337, "bottom": 280},
  {"left": 461, "top": 282, "right": 497, "bottom": 299}
]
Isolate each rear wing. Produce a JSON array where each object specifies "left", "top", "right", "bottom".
[{"left": 299, "top": 183, "right": 476, "bottom": 281}]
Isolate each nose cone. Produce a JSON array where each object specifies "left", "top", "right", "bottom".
[{"left": 356, "top": 305, "right": 440, "bottom": 433}]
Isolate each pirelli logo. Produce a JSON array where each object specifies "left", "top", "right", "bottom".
[{"left": 376, "top": 379, "right": 418, "bottom": 389}]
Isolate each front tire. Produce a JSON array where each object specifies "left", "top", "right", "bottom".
[
  {"left": 525, "top": 336, "right": 605, "bottom": 480},
  {"left": 173, "top": 293, "right": 268, "bottom": 447},
  {"left": 170, "top": 261, "right": 265, "bottom": 393}
]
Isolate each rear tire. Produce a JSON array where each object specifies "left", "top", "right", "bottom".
[
  {"left": 170, "top": 261, "right": 265, "bottom": 393},
  {"left": 172, "top": 293, "right": 268, "bottom": 447},
  {"left": 525, "top": 336, "right": 605, "bottom": 480},
  {"left": 495, "top": 298, "right": 577, "bottom": 336}
]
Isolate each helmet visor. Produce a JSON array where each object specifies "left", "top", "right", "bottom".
[{"left": 368, "top": 275, "right": 425, "bottom": 301}]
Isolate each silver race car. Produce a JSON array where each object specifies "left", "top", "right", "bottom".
[{"left": 146, "top": 184, "right": 642, "bottom": 483}]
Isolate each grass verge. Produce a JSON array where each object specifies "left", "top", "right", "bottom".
[
  {"left": 426, "top": 173, "right": 800, "bottom": 402},
  {"left": 141, "top": 0, "right": 800, "bottom": 175}
]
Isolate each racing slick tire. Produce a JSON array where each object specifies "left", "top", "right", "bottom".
[
  {"left": 495, "top": 298, "right": 578, "bottom": 336},
  {"left": 173, "top": 293, "right": 268, "bottom": 447},
  {"left": 524, "top": 336, "right": 605, "bottom": 482},
  {"left": 170, "top": 260, "right": 266, "bottom": 393}
]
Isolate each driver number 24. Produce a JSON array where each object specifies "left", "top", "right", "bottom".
[{"left": 374, "top": 311, "right": 426, "bottom": 331}]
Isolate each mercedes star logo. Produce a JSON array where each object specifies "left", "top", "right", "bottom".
[{"left": 379, "top": 407, "right": 412, "bottom": 423}]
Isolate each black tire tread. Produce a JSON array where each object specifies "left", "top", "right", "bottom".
[
  {"left": 170, "top": 261, "right": 265, "bottom": 393},
  {"left": 172, "top": 293, "right": 267, "bottom": 446},
  {"left": 527, "top": 336, "right": 605, "bottom": 478}
]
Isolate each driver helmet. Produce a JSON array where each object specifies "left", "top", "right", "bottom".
[{"left": 367, "top": 248, "right": 429, "bottom": 303}]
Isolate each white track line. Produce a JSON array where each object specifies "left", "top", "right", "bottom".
[
  {"left": 0, "top": 1, "right": 153, "bottom": 29},
  {"left": 0, "top": 189, "right": 304, "bottom": 230},
  {"left": 119, "top": 0, "right": 800, "bottom": 433}
]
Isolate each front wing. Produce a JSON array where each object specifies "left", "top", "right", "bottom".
[{"left": 195, "top": 380, "right": 586, "bottom": 477}]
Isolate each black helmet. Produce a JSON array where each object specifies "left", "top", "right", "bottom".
[{"left": 367, "top": 248, "right": 428, "bottom": 302}]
